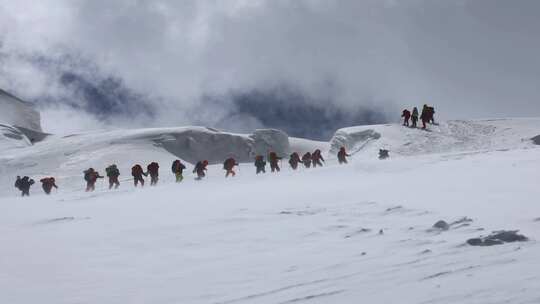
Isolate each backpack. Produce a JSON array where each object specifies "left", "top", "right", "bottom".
[
  {"left": 84, "top": 170, "right": 91, "bottom": 182},
  {"left": 193, "top": 162, "right": 202, "bottom": 173},
  {"left": 172, "top": 160, "right": 180, "bottom": 173},
  {"left": 132, "top": 165, "right": 141, "bottom": 176}
]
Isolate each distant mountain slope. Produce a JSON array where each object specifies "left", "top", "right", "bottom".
[
  {"left": 0, "top": 89, "right": 48, "bottom": 142},
  {"left": 0, "top": 89, "right": 42, "bottom": 131}
]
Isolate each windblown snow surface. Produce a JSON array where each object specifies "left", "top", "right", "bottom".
[{"left": 1, "top": 118, "right": 540, "bottom": 303}]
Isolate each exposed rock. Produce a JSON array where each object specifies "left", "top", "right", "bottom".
[
  {"left": 467, "top": 230, "right": 528, "bottom": 247},
  {"left": 378, "top": 149, "right": 389, "bottom": 159},
  {"left": 433, "top": 220, "right": 450, "bottom": 230},
  {"left": 451, "top": 217, "right": 473, "bottom": 226},
  {"left": 385, "top": 206, "right": 402, "bottom": 212},
  {"left": 532, "top": 135, "right": 540, "bottom": 145},
  {"left": 490, "top": 230, "right": 528, "bottom": 243},
  {"left": 466, "top": 238, "right": 483, "bottom": 246}
]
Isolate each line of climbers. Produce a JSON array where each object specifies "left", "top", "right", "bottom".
[
  {"left": 401, "top": 104, "right": 436, "bottom": 129},
  {"left": 13, "top": 147, "right": 351, "bottom": 196}
]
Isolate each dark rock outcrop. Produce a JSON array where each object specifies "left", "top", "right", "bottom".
[
  {"left": 433, "top": 220, "right": 450, "bottom": 230},
  {"left": 467, "top": 230, "right": 528, "bottom": 247}
]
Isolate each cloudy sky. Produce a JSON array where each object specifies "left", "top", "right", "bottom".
[{"left": 0, "top": 0, "right": 539, "bottom": 138}]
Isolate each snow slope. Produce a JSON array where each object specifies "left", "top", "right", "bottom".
[
  {"left": 330, "top": 118, "right": 540, "bottom": 158},
  {"left": 0, "top": 126, "right": 297, "bottom": 196},
  {"left": 1, "top": 118, "right": 540, "bottom": 303},
  {"left": 0, "top": 89, "right": 42, "bottom": 131},
  {"left": 0, "top": 123, "right": 33, "bottom": 150},
  {"left": 0, "top": 89, "right": 47, "bottom": 142}
]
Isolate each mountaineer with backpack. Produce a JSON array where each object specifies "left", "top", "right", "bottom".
[
  {"left": 84, "top": 168, "right": 103, "bottom": 192},
  {"left": 420, "top": 104, "right": 430, "bottom": 129},
  {"left": 223, "top": 157, "right": 238, "bottom": 177},
  {"left": 254, "top": 155, "right": 266, "bottom": 174},
  {"left": 147, "top": 162, "right": 160, "bottom": 186},
  {"left": 402, "top": 109, "right": 411, "bottom": 127},
  {"left": 289, "top": 152, "right": 301, "bottom": 170},
  {"left": 411, "top": 107, "right": 419, "bottom": 128},
  {"left": 171, "top": 159, "right": 186, "bottom": 182},
  {"left": 312, "top": 149, "right": 325, "bottom": 168},
  {"left": 268, "top": 151, "right": 282, "bottom": 172},
  {"left": 15, "top": 176, "right": 35, "bottom": 196},
  {"left": 40, "top": 177, "right": 58, "bottom": 194},
  {"left": 105, "top": 164, "right": 120, "bottom": 189},
  {"left": 428, "top": 106, "right": 436, "bottom": 124},
  {"left": 337, "top": 147, "right": 350, "bottom": 164},
  {"left": 131, "top": 164, "right": 147, "bottom": 187},
  {"left": 193, "top": 160, "right": 209, "bottom": 180},
  {"left": 302, "top": 152, "right": 312, "bottom": 168}
]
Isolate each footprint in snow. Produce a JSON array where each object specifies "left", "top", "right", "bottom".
[
  {"left": 325, "top": 224, "right": 349, "bottom": 231},
  {"left": 34, "top": 216, "right": 90, "bottom": 225},
  {"left": 344, "top": 228, "right": 372, "bottom": 238},
  {"left": 279, "top": 208, "right": 326, "bottom": 216}
]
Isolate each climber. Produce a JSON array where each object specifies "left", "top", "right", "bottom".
[
  {"left": 302, "top": 152, "right": 312, "bottom": 168},
  {"left": 401, "top": 109, "right": 411, "bottom": 127},
  {"left": 40, "top": 177, "right": 58, "bottom": 194},
  {"left": 193, "top": 160, "right": 209, "bottom": 180},
  {"left": 337, "top": 147, "right": 350, "bottom": 164},
  {"left": 288, "top": 152, "right": 301, "bottom": 170},
  {"left": 105, "top": 164, "right": 120, "bottom": 189},
  {"left": 411, "top": 107, "right": 419, "bottom": 128},
  {"left": 83, "top": 168, "right": 103, "bottom": 192},
  {"left": 428, "top": 106, "right": 436, "bottom": 124},
  {"left": 131, "top": 164, "right": 147, "bottom": 187},
  {"left": 254, "top": 155, "right": 266, "bottom": 174},
  {"left": 15, "top": 176, "right": 34, "bottom": 196},
  {"left": 312, "top": 149, "right": 325, "bottom": 167},
  {"left": 171, "top": 159, "right": 186, "bottom": 182},
  {"left": 147, "top": 162, "right": 160, "bottom": 186},
  {"left": 223, "top": 157, "right": 238, "bottom": 177},
  {"left": 268, "top": 151, "right": 282, "bottom": 172},
  {"left": 420, "top": 104, "right": 430, "bottom": 129}
]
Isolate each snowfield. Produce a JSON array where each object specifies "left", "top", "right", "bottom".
[{"left": 1, "top": 118, "right": 540, "bottom": 303}]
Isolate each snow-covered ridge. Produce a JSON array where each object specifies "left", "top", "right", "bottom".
[
  {"left": 0, "top": 126, "right": 295, "bottom": 195},
  {"left": 330, "top": 118, "right": 540, "bottom": 158},
  {"left": 0, "top": 89, "right": 42, "bottom": 132},
  {"left": 0, "top": 89, "right": 48, "bottom": 143},
  {"left": 0, "top": 123, "right": 36, "bottom": 152}
]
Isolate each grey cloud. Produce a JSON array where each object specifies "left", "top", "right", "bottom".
[{"left": 0, "top": 0, "right": 539, "bottom": 136}]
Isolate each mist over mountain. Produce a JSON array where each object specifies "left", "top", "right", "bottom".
[
  {"left": 209, "top": 88, "right": 388, "bottom": 140},
  {"left": 39, "top": 71, "right": 389, "bottom": 139},
  {"left": 2, "top": 0, "right": 540, "bottom": 135}
]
